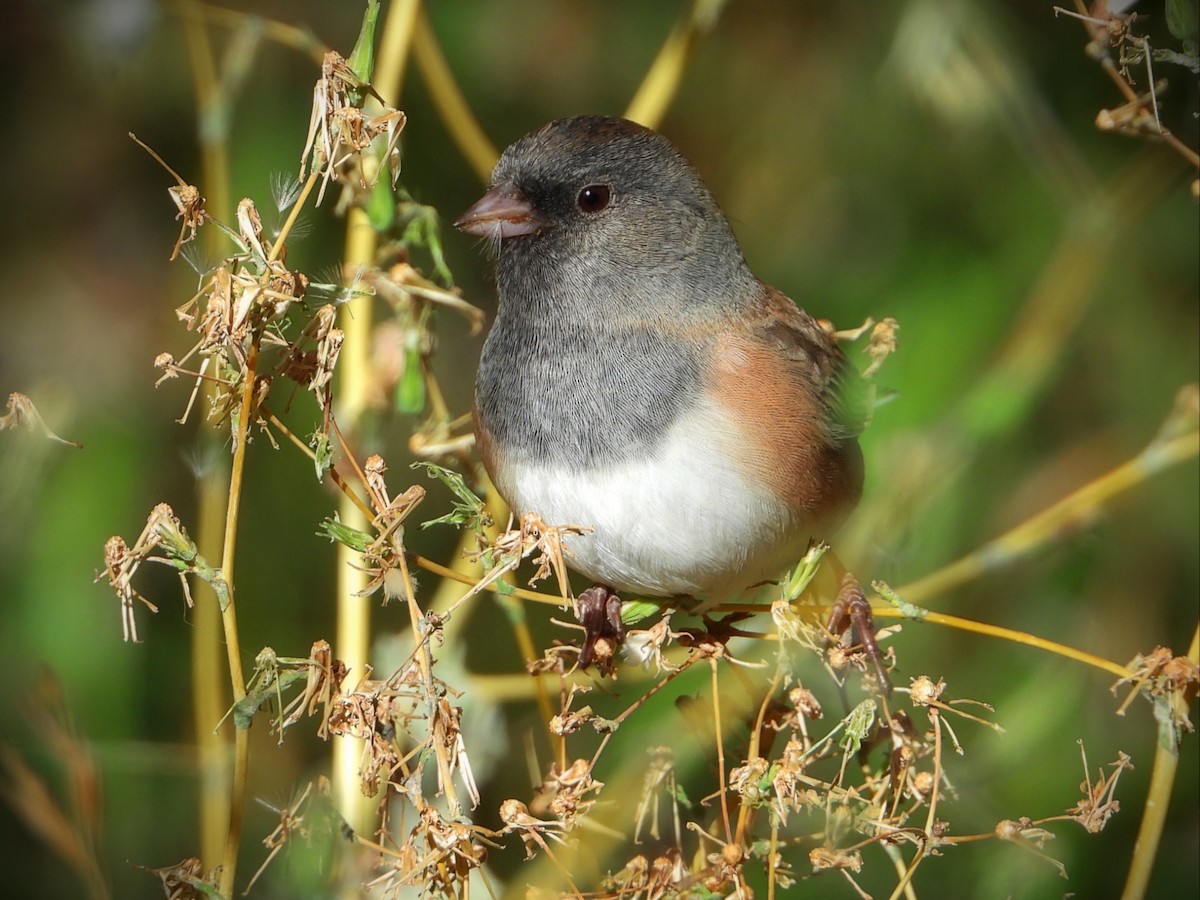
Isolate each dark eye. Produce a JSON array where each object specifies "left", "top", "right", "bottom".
[{"left": 576, "top": 184, "right": 611, "bottom": 213}]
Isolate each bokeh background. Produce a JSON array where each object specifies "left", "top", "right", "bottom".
[{"left": 0, "top": 0, "right": 1196, "bottom": 897}]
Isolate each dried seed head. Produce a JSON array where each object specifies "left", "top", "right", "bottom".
[
  {"left": 909, "top": 675, "right": 945, "bottom": 706},
  {"left": 791, "top": 687, "right": 823, "bottom": 719}
]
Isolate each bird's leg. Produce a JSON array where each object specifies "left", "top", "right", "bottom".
[
  {"left": 576, "top": 584, "right": 625, "bottom": 674},
  {"left": 826, "top": 572, "right": 892, "bottom": 695}
]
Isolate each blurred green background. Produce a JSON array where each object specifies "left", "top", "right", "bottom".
[{"left": 0, "top": 0, "right": 1196, "bottom": 897}]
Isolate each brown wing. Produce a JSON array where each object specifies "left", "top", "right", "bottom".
[
  {"left": 747, "top": 285, "right": 871, "bottom": 444},
  {"left": 704, "top": 284, "right": 865, "bottom": 522}
]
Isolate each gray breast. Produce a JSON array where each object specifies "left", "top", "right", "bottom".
[{"left": 475, "top": 318, "right": 701, "bottom": 468}]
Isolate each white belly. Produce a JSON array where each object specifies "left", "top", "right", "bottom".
[{"left": 496, "top": 401, "right": 806, "bottom": 599}]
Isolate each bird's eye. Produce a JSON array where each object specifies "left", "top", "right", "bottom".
[{"left": 576, "top": 184, "right": 611, "bottom": 213}]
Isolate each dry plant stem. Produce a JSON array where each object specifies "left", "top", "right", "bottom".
[
  {"left": 498, "top": 589, "right": 559, "bottom": 748},
  {"left": 331, "top": 0, "right": 421, "bottom": 840},
  {"left": 414, "top": 552, "right": 556, "bottom": 605},
  {"left": 1122, "top": 625, "right": 1200, "bottom": 900},
  {"left": 192, "top": 466, "right": 232, "bottom": 864},
  {"left": 371, "top": 0, "right": 422, "bottom": 104},
  {"left": 173, "top": 0, "right": 326, "bottom": 63},
  {"left": 413, "top": 9, "right": 499, "bottom": 181},
  {"left": 397, "top": 548, "right": 462, "bottom": 815},
  {"left": 426, "top": 482, "right": 504, "bottom": 621},
  {"left": 271, "top": 171, "right": 319, "bottom": 259},
  {"left": 883, "top": 608, "right": 1132, "bottom": 678},
  {"left": 768, "top": 820, "right": 780, "bottom": 900},
  {"left": 889, "top": 709, "right": 944, "bottom": 900},
  {"left": 478, "top": 490, "right": 559, "bottom": 744},
  {"left": 741, "top": 603, "right": 1134, "bottom": 680},
  {"left": 332, "top": 208, "right": 383, "bottom": 836},
  {"left": 260, "top": 407, "right": 377, "bottom": 522},
  {"left": 710, "top": 659, "right": 734, "bottom": 845},
  {"left": 215, "top": 336, "right": 260, "bottom": 899},
  {"left": 179, "top": 5, "right": 234, "bottom": 872},
  {"left": 896, "top": 428, "right": 1199, "bottom": 607},
  {"left": 1064, "top": 0, "right": 1200, "bottom": 171},
  {"left": 736, "top": 669, "right": 784, "bottom": 845},
  {"left": 623, "top": 0, "right": 720, "bottom": 128}
]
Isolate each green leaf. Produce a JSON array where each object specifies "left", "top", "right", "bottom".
[
  {"left": 398, "top": 190, "right": 455, "bottom": 287},
  {"left": 781, "top": 541, "right": 828, "bottom": 600},
  {"left": 412, "top": 461, "right": 487, "bottom": 532},
  {"left": 619, "top": 600, "right": 662, "bottom": 626},
  {"left": 873, "top": 580, "right": 928, "bottom": 621},
  {"left": 346, "top": 0, "right": 380, "bottom": 105},
  {"left": 1166, "top": 0, "right": 1197, "bottom": 42},
  {"left": 394, "top": 344, "right": 426, "bottom": 414},
  {"left": 318, "top": 514, "right": 372, "bottom": 552},
  {"left": 839, "top": 699, "right": 877, "bottom": 756},
  {"left": 231, "top": 668, "right": 307, "bottom": 730},
  {"left": 310, "top": 431, "right": 334, "bottom": 480},
  {"left": 366, "top": 171, "right": 395, "bottom": 231}
]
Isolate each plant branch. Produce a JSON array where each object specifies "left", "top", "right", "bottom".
[
  {"left": 1122, "top": 625, "right": 1200, "bottom": 900},
  {"left": 895, "top": 424, "right": 1199, "bottom": 607},
  {"left": 215, "top": 333, "right": 260, "bottom": 898},
  {"left": 412, "top": 8, "right": 498, "bottom": 182}
]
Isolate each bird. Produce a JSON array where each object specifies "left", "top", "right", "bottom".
[{"left": 456, "top": 115, "right": 869, "bottom": 629}]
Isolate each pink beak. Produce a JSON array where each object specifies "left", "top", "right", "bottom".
[{"left": 455, "top": 185, "right": 547, "bottom": 239}]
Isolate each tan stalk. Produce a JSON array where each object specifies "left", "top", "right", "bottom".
[
  {"left": 179, "top": 7, "right": 233, "bottom": 872},
  {"left": 331, "top": 0, "right": 422, "bottom": 840},
  {"left": 174, "top": 0, "right": 326, "bottom": 63},
  {"left": 216, "top": 335, "right": 260, "bottom": 898},
  {"left": 624, "top": 0, "right": 723, "bottom": 128},
  {"left": 1121, "top": 625, "right": 1200, "bottom": 900},
  {"left": 412, "top": 9, "right": 498, "bottom": 180},
  {"left": 895, "top": 428, "right": 1199, "bottom": 606}
]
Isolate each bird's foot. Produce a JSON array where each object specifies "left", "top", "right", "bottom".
[
  {"left": 825, "top": 573, "right": 892, "bottom": 694},
  {"left": 576, "top": 584, "right": 625, "bottom": 674}
]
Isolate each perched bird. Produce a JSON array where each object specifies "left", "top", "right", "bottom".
[{"left": 456, "top": 115, "right": 868, "bottom": 617}]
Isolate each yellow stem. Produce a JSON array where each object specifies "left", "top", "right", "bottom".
[
  {"left": 332, "top": 0, "right": 422, "bottom": 840},
  {"left": 179, "top": 5, "right": 234, "bottom": 873},
  {"left": 269, "top": 170, "right": 320, "bottom": 261},
  {"left": 399, "top": 545, "right": 462, "bottom": 815},
  {"left": 895, "top": 429, "right": 1199, "bottom": 607},
  {"left": 711, "top": 660, "right": 733, "bottom": 844},
  {"left": 1122, "top": 625, "right": 1200, "bottom": 900},
  {"left": 372, "top": 0, "right": 422, "bottom": 107},
  {"left": 172, "top": 0, "right": 327, "bottom": 62},
  {"left": 875, "top": 606, "right": 1133, "bottom": 679},
  {"left": 191, "top": 465, "right": 231, "bottom": 868},
  {"left": 412, "top": 552, "right": 557, "bottom": 605},
  {"left": 215, "top": 334, "right": 259, "bottom": 898},
  {"left": 412, "top": 9, "right": 498, "bottom": 181},
  {"left": 624, "top": 0, "right": 721, "bottom": 129}
]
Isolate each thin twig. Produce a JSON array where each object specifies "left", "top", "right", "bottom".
[
  {"left": 412, "top": 8, "right": 498, "bottom": 181},
  {"left": 216, "top": 333, "right": 260, "bottom": 898},
  {"left": 179, "top": 4, "right": 234, "bottom": 873},
  {"left": 895, "top": 429, "right": 1199, "bottom": 607},
  {"left": 1121, "top": 625, "right": 1200, "bottom": 899},
  {"left": 624, "top": 0, "right": 724, "bottom": 128}
]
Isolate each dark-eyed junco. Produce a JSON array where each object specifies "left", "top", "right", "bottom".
[{"left": 456, "top": 115, "right": 867, "bottom": 613}]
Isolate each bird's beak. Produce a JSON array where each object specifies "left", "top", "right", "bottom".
[{"left": 454, "top": 185, "right": 547, "bottom": 239}]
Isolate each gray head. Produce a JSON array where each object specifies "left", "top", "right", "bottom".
[{"left": 456, "top": 115, "right": 757, "bottom": 319}]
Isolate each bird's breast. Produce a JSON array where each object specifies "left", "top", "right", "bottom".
[
  {"left": 480, "top": 391, "right": 816, "bottom": 599},
  {"left": 474, "top": 316, "right": 702, "bottom": 469}
]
